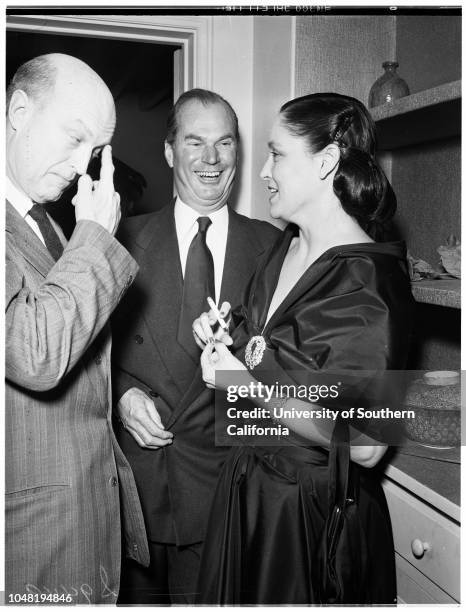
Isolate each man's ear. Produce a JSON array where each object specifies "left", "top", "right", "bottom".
[
  {"left": 319, "top": 143, "right": 341, "bottom": 180},
  {"left": 164, "top": 140, "right": 174, "bottom": 168},
  {"left": 8, "top": 90, "right": 31, "bottom": 131}
]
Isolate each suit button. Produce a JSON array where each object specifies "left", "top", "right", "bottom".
[
  {"left": 95, "top": 353, "right": 102, "bottom": 365},
  {"left": 133, "top": 543, "right": 138, "bottom": 553},
  {"left": 110, "top": 476, "right": 118, "bottom": 487},
  {"left": 149, "top": 390, "right": 159, "bottom": 398},
  {"left": 134, "top": 334, "right": 143, "bottom": 344}
]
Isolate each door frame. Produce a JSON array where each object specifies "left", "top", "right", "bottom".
[{"left": 6, "top": 13, "right": 214, "bottom": 95}]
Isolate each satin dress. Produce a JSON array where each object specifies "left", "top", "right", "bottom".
[{"left": 196, "top": 224, "right": 414, "bottom": 605}]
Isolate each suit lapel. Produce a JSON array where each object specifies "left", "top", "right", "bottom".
[
  {"left": 219, "top": 208, "right": 265, "bottom": 307},
  {"left": 166, "top": 207, "right": 270, "bottom": 427},
  {"left": 134, "top": 204, "right": 198, "bottom": 401},
  {"left": 6, "top": 201, "right": 56, "bottom": 277}
]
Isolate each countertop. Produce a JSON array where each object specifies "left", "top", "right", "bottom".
[{"left": 382, "top": 441, "right": 460, "bottom": 522}]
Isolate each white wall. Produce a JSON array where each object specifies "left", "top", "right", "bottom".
[
  {"left": 209, "top": 16, "right": 295, "bottom": 224},
  {"left": 251, "top": 16, "right": 295, "bottom": 226},
  {"left": 209, "top": 17, "right": 254, "bottom": 217}
]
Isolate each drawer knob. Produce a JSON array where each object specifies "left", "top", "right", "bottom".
[{"left": 411, "top": 538, "right": 430, "bottom": 558}]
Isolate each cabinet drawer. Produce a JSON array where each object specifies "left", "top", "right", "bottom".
[
  {"left": 395, "top": 553, "right": 457, "bottom": 604},
  {"left": 382, "top": 478, "right": 460, "bottom": 601}
]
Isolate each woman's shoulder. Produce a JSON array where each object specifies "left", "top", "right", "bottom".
[
  {"left": 329, "top": 240, "right": 406, "bottom": 261},
  {"left": 331, "top": 241, "right": 409, "bottom": 280},
  {"left": 287, "top": 240, "right": 414, "bottom": 315},
  {"left": 327, "top": 241, "right": 414, "bottom": 308}
]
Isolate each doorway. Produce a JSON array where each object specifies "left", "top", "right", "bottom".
[{"left": 7, "top": 30, "right": 181, "bottom": 233}]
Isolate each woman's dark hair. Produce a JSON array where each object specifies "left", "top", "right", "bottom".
[{"left": 279, "top": 93, "right": 396, "bottom": 240}]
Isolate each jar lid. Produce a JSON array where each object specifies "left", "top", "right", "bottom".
[{"left": 423, "top": 370, "right": 460, "bottom": 386}]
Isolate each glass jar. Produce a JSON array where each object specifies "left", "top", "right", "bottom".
[
  {"left": 404, "top": 371, "right": 460, "bottom": 448},
  {"left": 368, "top": 61, "right": 410, "bottom": 108}
]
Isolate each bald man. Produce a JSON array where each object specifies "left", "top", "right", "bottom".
[{"left": 5, "top": 53, "right": 148, "bottom": 603}]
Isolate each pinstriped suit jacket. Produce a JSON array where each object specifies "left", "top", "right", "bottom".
[{"left": 5, "top": 201, "right": 149, "bottom": 604}]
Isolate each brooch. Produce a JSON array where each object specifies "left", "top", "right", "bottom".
[{"left": 245, "top": 335, "right": 266, "bottom": 370}]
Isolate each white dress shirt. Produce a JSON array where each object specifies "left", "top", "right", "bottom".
[
  {"left": 174, "top": 197, "right": 229, "bottom": 302},
  {"left": 6, "top": 176, "right": 45, "bottom": 245}
]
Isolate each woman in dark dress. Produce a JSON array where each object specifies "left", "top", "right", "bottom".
[{"left": 193, "top": 93, "right": 414, "bottom": 605}]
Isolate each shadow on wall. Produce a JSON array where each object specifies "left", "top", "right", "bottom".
[{"left": 46, "top": 156, "right": 147, "bottom": 239}]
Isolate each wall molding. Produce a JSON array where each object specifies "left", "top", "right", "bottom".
[{"left": 6, "top": 14, "right": 214, "bottom": 92}]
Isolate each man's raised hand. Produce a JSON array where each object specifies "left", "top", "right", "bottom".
[{"left": 72, "top": 145, "right": 121, "bottom": 235}]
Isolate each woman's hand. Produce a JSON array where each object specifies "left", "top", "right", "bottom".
[
  {"left": 201, "top": 341, "right": 247, "bottom": 390},
  {"left": 193, "top": 301, "right": 233, "bottom": 349}
]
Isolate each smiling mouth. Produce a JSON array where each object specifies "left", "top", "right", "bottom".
[
  {"left": 268, "top": 186, "right": 278, "bottom": 194},
  {"left": 195, "top": 170, "right": 222, "bottom": 182}
]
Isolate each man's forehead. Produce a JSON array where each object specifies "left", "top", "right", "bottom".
[
  {"left": 50, "top": 78, "right": 115, "bottom": 123},
  {"left": 55, "top": 78, "right": 111, "bottom": 106},
  {"left": 37, "top": 98, "right": 114, "bottom": 148},
  {"left": 177, "top": 101, "right": 235, "bottom": 133}
]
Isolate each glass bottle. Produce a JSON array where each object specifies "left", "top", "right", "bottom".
[{"left": 368, "top": 61, "right": 410, "bottom": 108}]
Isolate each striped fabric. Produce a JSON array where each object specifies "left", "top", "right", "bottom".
[{"left": 5, "top": 202, "right": 148, "bottom": 604}]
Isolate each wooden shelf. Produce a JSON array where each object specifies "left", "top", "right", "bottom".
[
  {"left": 371, "top": 80, "right": 461, "bottom": 150},
  {"left": 371, "top": 80, "right": 461, "bottom": 122},
  {"left": 411, "top": 279, "right": 460, "bottom": 309}
]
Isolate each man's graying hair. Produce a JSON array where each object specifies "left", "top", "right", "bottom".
[
  {"left": 6, "top": 55, "right": 57, "bottom": 112},
  {"left": 166, "top": 88, "right": 239, "bottom": 144}
]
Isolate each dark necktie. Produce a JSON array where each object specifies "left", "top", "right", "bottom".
[
  {"left": 177, "top": 216, "right": 215, "bottom": 358},
  {"left": 28, "top": 204, "right": 64, "bottom": 261}
]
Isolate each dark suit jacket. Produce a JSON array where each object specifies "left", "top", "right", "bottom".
[
  {"left": 5, "top": 202, "right": 149, "bottom": 603},
  {"left": 112, "top": 202, "right": 280, "bottom": 545}
]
